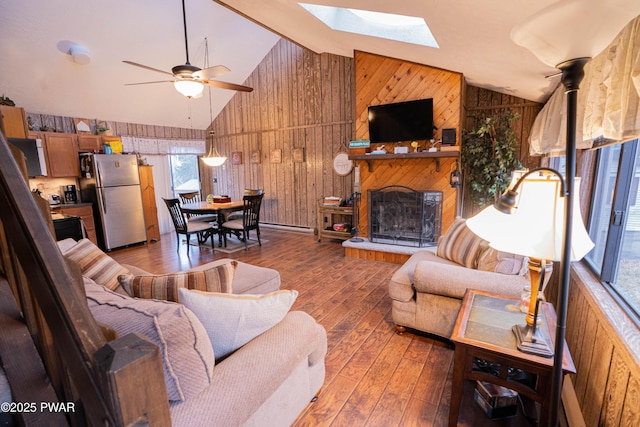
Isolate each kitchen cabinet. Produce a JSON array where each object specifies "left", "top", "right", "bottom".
[
  {"left": 51, "top": 204, "right": 97, "bottom": 245},
  {"left": 138, "top": 165, "right": 160, "bottom": 242},
  {"left": 77, "top": 135, "right": 102, "bottom": 152},
  {"left": 0, "top": 105, "right": 28, "bottom": 138},
  {"left": 36, "top": 132, "right": 81, "bottom": 178}
]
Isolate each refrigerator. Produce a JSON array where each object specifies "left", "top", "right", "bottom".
[{"left": 79, "top": 154, "right": 147, "bottom": 250}]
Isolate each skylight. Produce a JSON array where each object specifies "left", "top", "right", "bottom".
[{"left": 299, "top": 3, "right": 439, "bottom": 48}]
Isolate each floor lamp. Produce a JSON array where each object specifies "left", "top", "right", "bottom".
[{"left": 474, "top": 1, "right": 639, "bottom": 425}]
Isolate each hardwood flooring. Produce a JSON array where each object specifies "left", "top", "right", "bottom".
[{"left": 109, "top": 228, "right": 524, "bottom": 427}]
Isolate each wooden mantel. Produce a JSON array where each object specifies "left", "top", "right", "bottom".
[{"left": 349, "top": 151, "right": 459, "bottom": 172}]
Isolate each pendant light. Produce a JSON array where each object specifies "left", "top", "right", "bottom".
[{"left": 200, "top": 38, "right": 227, "bottom": 167}]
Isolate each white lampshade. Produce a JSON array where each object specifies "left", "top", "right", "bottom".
[
  {"left": 511, "top": 0, "right": 640, "bottom": 67},
  {"left": 201, "top": 156, "right": 227, "bottom": 167},
  {"left": 174, "top": 80, "right": 205, "bottom": 98},
  {"left": 466, "top": 171, "right": 594, "bottom": 262}
]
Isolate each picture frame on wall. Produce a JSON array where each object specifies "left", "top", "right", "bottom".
[
  {"left": 73, "top": 118, "right": 91, "bottom": 134},
  {"left": 270, "top": 149, "right": 282, "bottom": 164},
  {"left": 250, "top": 150, "right": 261, "bottom": 164},
  {"left": 232, "top": 151, "right": 243, "bottom": 165},
  {"left": 293, "top": 148, "right": 305, "bottom": 163}
]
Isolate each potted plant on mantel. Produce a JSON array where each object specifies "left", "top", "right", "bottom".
[{"left": 461, "top": 110, "right": 522, "bottom": 209}]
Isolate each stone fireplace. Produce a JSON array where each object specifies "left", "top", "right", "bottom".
[{"left": 368, "top": 186, "right": 443, "bottom": 247}]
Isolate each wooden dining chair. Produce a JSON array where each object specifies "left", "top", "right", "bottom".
[
  {"left": 221, "top": 193, "right": 264, "bottom": 250},
  {"left": 227, "top": 189, "right": 264, "bottom": 221},
  {"left": 178, "top": 191, "right": 217, "bottom": 223},
  {"left": 163, "top": 198, "right": 217, "bottom": 254}
]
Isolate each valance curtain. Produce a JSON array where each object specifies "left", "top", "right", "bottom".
[
  {"left": 529, "top": 15, "right": 640, "bottom": 155},
  {"left": 121, "top": 136, "right": 206, "bottom": 155}
]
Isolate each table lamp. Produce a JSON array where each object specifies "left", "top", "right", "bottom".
[
  {"left": 478, "top": 1, "right": 640, "bottom": 425},
  {"left": 466, "top": 169, "right": 594, "bottom": 357}
]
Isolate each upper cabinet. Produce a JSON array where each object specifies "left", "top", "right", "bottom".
[
  {"left": 30, "top": 132, "right": 81, "bottom": 178},
  {"left": 0, "top": 106, "right": 28, "bottom": 138},
  {"left": 77, "top": 135, "right": 102, "bottom": 152}
]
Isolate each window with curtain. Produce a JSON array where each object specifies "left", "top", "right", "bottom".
[{"left": 585, "top": 139, "right": 640, "bottom": 321}]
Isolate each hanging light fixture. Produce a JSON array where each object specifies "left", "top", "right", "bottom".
[{"left": 200, "top": 37, "right": 226, "bottom": 167}]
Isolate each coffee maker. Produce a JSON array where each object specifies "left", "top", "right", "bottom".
[{"left": 62, "top": 185, "right": 78, "bottom": 204}]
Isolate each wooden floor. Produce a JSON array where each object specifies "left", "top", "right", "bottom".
[{"left": 110, "top": 228, "right": 530, "bottom": 427}]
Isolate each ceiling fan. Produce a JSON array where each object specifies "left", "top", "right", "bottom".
[{"left": 123, "top": 0, "right": 253, "bottom": 98}]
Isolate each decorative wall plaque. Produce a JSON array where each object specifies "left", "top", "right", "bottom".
[
  {"left": 333, "top": 152, "right": 353, "bottom": 176},
  {"left": 270, "top": 149, "right": 282, "bottom": 163}
]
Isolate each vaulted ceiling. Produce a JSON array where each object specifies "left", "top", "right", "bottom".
[{"left": 0, "top": 0, "right": 604, "bottom": 131}]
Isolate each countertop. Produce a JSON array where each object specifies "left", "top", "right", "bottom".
[{"left": 50, "top": 202, "right": 93, "bottom": 209}]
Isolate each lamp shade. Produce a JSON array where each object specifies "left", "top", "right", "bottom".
[
  {"left": 510, "top": 0, "right": 640, "bottom": 67},
  {"left": 201, "top": 156, "right": 227, "bottom": 167},
  {"left": 466, "top": 171, "right": 594, "bottom": 261},
  {"left": 174, "top": 80, "right": 204, "bottom": 98}
]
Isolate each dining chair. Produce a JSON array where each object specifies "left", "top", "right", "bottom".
[
  {"left": 178, "top": 191, "right": 217, "bottom": 223},
  {"left": 226, "top": 189, "right": 264, "bottom": 221},
  {"left": 163, "top": 198, "right": 217, "bottom": 254},
  {"left": 221, "top": 193, "right": 264, "bottom": 250}
]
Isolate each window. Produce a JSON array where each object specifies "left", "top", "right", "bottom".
[
  {"left": 586, "top": 140, "right": 640, "bottom": 319},
  {"left": 170, "top": 155, "right": 200, "bottom": 196}
]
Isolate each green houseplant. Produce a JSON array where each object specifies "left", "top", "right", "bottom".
[{"left": 461, "top": 111, "right": 522, "bottom": 207}]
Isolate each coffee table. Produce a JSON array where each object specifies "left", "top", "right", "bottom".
[{"left": 449, "top": 289, "right": 575, "bottom": 427}]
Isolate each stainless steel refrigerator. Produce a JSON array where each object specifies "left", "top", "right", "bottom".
[{"left": 79, "top": 154, "right": 147, "bottom": 250}]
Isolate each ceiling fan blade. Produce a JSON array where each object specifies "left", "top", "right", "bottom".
[
  {"left": 125, "top": 80, "right": 175, "bottom": 86},
  {"left": 204, "top": 80, "right": 253, "bottom": 92},
  {"left": 123, "top": 60, "right": 173, "bottom": 76},
  {"left": 193, "top": 65, "right": 230, "bottom": 80}
]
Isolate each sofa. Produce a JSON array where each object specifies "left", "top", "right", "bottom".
[
  {"left": 389, "top": 218, "right": 531, "bottom": 339},
  {"left": 57, "top": 238, "right": 327, "bottom": 426}
]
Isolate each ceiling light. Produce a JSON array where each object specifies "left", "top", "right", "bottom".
[{"left": 174, "top": 80, "right": 204, "bottom": 98}]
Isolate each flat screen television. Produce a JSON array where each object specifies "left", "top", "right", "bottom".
[{"left": 367, "top": 98, "right": 434, "bottom": 144}]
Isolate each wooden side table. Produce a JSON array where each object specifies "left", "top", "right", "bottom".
[{"left": 449, "top": 289, "right": 576, "bottom": 427}]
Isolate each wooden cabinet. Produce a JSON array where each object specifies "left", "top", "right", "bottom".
[
  {"left": 317, "top": 203, "right": 353, "bottom": 242},
  {"left": 40, "top": 133, "right": 80, "bottom": 177},
  {"left": 0, "top": 105, "right": 28, "bottom": 138},
  {"left": 52, "top": 204, "right": 97, "bottom": 245},
  {"left": 77, "top": 135, "right": 102, "bottom": 152},
  {"left": 138, "top": 165, "right": 160, "bottom": 242}
]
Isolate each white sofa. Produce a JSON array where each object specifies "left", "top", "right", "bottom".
[
  {"left": 57, "top": 238, "right": 327, "bottom": 426},
  {"left": 389, "top": 219, "right": 531, "bottom": 339}
]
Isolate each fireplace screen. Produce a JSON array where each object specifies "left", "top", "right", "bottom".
[{"left": 368, "top": 186, "right": 442, "bottom": 247}]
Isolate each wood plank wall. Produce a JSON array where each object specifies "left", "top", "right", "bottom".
[
  {"left": 201, "top": 39, "right": 354, "bottom": 228},
  {"left": 353, "top": 51, "right": 463, "bottom": 238},
  {"left": 462, "top": 86, "right": 543, "bottom": 217},
  {"left": 24, "top": 114, "right": 206, "bottom": 140},
  {"left": 545, "top": 264, "right": 640, "bottom": 426}
]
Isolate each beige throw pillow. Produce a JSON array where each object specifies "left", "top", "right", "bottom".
[
  {"left": 118, "top": 261, "right": 237, "bottom": 302},
  {"left": 84, "top": 278, "right": 215, "bottom": 402},
  {"left": 178, "top": 288, "right": 298, "bottom": 359},
  {"left": 436, "top": 218, "right": 487, "bottom": 269},
  {"left": 62, "top": 238, "right": 130, "bottom": 292},
  {"left": 477, "top": 247, "right": 530, "bottom": 276}
]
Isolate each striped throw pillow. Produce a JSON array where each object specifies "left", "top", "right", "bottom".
[
  {"left": 436, "top": 218, "right": 487, "bottom": 269},
  {"left": 62, "top": 239, "right": 130, "bottom": 292},
  {"left": 119, "top": 261, "right": 237, "bottom": 302}
]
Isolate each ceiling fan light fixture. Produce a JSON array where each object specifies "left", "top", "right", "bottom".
[{"left": 174, "top": 79, "right": 204, "bottom": 98}]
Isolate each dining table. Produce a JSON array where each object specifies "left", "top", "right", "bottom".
[
  {"left": 180, "top": 200, "right": 245, "bottom": 220},
  {"left": 180, "top": 200, "right": 245, "bottom": 247}
]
